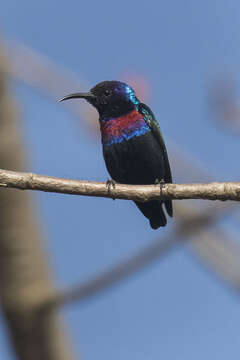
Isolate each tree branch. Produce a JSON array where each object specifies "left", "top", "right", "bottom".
[{"left": 0, "top": 168, "right": 240, "bottom": 201}]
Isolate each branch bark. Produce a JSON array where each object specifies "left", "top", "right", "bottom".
[{"left": 0, "top": 168, "right": 239, "bottom": 201}]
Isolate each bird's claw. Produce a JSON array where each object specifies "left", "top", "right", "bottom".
[
  {"left": 106, "top": 178, "right": 116, "bottom": 200},
  {"left": 155, "top": 178, "right": 165, "bottom": 196}
]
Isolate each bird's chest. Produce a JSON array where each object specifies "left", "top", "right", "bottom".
[
  {"left": 100, "top": 110, "right": 150, "bottom": 146},
  {"left": 103, "top": 131, "right": 163, "bottom": 184},
  {"left": 100, "top": 110, "right": 164, "bottom": 184}
]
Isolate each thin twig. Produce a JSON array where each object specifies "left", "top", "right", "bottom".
[{"left": 0, "top": 168, "right": 240, "bottom": 201}]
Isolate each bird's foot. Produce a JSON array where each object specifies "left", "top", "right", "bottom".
[
  {"left": 155, "top": 178, "right": 165, "bottom": 196},
  {"left": 106, "top": 178, "right": 116, "bottom": 200}
]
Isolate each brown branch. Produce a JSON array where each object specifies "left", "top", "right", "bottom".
[{"left": 0, "top": 168, "right": 240, "bottom": 201}]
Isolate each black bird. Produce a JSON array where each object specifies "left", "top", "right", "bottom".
[{"left": 60, "top": 81, "right": 173, "bottom": 229}]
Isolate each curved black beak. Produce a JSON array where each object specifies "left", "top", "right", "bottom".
[{"left": 59, "top": 92, "right": 95, "bottom": 102}]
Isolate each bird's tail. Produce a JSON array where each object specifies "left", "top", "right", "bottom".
[{"left": 135, "top": 200, "right": 167, "bottom": 229}]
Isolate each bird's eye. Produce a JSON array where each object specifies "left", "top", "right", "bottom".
[{"left": 104, "top": 89, "right": 111, "bottom": 96}]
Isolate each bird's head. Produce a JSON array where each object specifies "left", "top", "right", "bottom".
[{"left": 60, "top": 81, "right": 140, "bottom": 118}]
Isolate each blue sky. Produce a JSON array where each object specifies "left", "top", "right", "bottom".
[{"left": 1, "top": 1, "right": 240, "bottom": 359}]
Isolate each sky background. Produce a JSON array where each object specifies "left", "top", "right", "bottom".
[{"left": 1, "top": 1, "right": 240, "bottom": 359}]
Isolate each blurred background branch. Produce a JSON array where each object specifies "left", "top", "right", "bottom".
[
  {"left": 209, "top": 75, "right": 240, "bottom": 133},
  {"left": 0, "top": 43, "right": 74, "bottom": 360},
  {"left": 39, "top": 201, "right": 236, "bottom": 311}
]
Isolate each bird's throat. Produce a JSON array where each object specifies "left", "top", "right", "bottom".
[{"left": 100, "top": 109, "right": 150, "bottom": 146}]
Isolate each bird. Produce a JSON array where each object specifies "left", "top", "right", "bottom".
[{"left": 60, "top": 80, "right": 173, "bottom": 229}]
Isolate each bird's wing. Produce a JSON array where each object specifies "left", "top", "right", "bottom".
[{"left": 138, "top": 103, "right": 173, "bottom": 216}]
